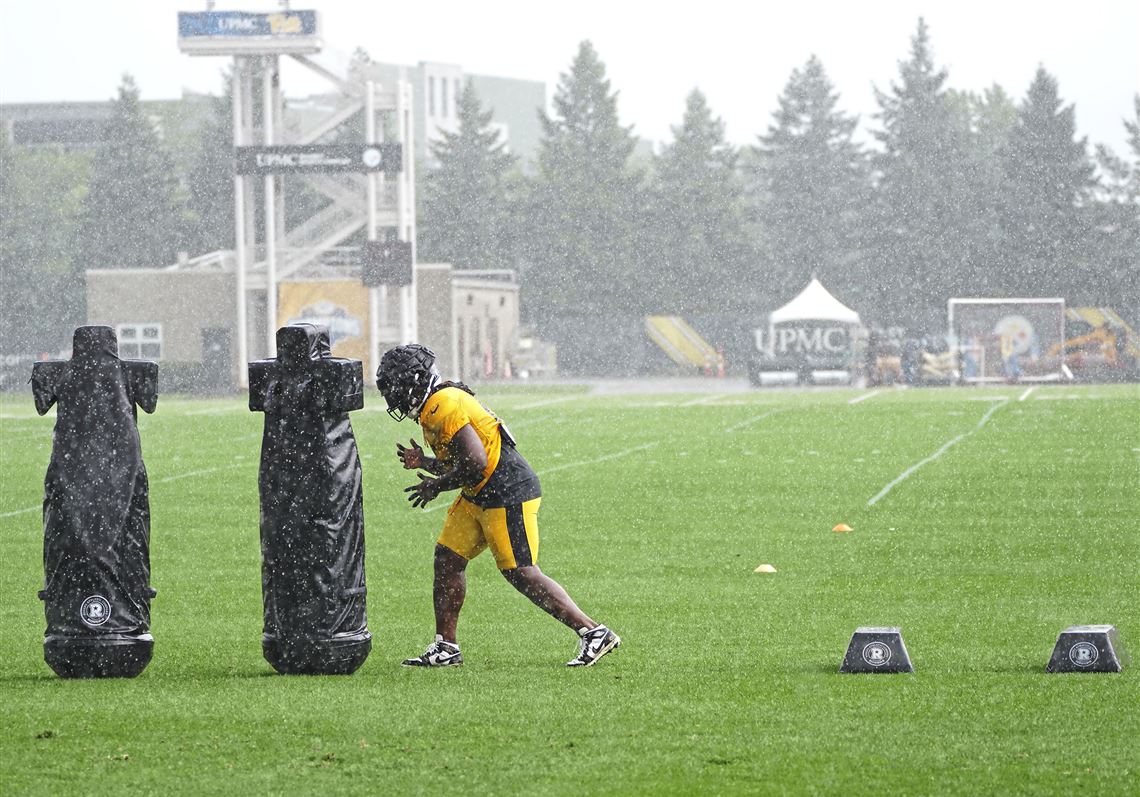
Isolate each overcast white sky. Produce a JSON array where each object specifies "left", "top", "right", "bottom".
[{"left": 1, "top": 0, "right": 1137, "bottom": 155}]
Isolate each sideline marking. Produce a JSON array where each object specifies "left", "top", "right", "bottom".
[
  {"left": 538, "top": 441, "right": 659, "bottom": 475},
  {"left": 867, "top": 400, "right": 1008, "bottom": 507},
  {"left": 0, "top": 462, "right": 248, "bottom": 519},
  {"left": 511, "top": 395, "right": 579, "bottom": 411},
  {"left": 420, "top": 441, "right": 661, "bottom": 513},
  {"left": 153, "top": 462, "right": 246, "bottom": 484},
  {"left": 678, "top": 394, "right": 724, "bottom": 407},
  {"left": 848, "top": 390, "right": 883, "bottom": 405},
  {"left": 1018, "top": 386, "right": 1037, "bottom": 402},
  {"left": 182, "top": 405, "right": 247, "bottom": 416},
  {"left": 724, "top": 408, "right": 784, "bottom": 434}
]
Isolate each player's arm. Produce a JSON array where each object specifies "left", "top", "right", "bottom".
[{"left": 405, "top": 424, "right": 487, "bottom": 508}]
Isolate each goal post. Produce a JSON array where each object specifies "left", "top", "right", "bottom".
[{"left": 948, "top": 298, "right": 1066, "bottom": 382}]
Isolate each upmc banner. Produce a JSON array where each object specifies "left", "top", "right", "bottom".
[
  {"left": 279, "top": 281, "right": 370, "bottom": 363},
  {"left": 177, "top": 11, "right": 318, "bottom": 38},
  {"left": 755, "top": 323, "right": 853, "bottom": 366},
  {"left": 234, "top": 144, "right": 402, "bottom": 175}
]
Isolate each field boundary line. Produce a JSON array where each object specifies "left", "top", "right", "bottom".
[
  {"left": 153, "top": 462, "right": 246, "bottom": 484},
  {"left": 1018, "top": 386, "right": 1036, "bottom": 402},
  {"left": 848, "top": 390, "right": 883, "bottom": 405},
  {"left": 512, "top": 396, "right": 580, "bottom": 411},
  {"left": 1, "top": 462, "right": 248, "bottom": 519},
  {"left": 678, "top": 394, "right": 724, "bottom": 407},
  {"left": 538, "top": 441, "right": 659, "bottom": 475},
  {"left": 182, "top": 405, "right": 248, "bottom": 416},
  {"left": 867, "top": 399, "right": 1008, "bottom": 507},
  {"left": 724, "top": 408, "right": 785, "bottom": 434},
  {"left": 420, "top": 441, "right": 661, "bottom": 513}
]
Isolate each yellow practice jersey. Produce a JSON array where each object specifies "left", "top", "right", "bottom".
[{"left": 418, "top": 385, "right": 540, "bottom": 506}]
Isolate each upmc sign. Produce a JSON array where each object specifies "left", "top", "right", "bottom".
[
  {"left": 755, "top": 325, "right": 851, "bottom": 356},
  {"left": 178, "top": 11, "right": 318, "bottom": 38},
  {"left": 234, "top": 144, "right": 403, "bottom": 175},
  {"left": 177, "top": 11, "right": 321, "bottom": 55}
]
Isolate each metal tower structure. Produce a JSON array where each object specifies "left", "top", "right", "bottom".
[{"left": 178, "top": 8, "right": 416, "bottom": 387}]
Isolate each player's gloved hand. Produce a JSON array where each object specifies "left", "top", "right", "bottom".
[
  {"left": 405, "top": 472, "right": 441, "bottom": 508},
  {"left": 396, "top": 438, "right": 425, "bottom": 470}
]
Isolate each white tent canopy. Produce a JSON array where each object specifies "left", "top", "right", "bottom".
[{"left": 769, "top": 278, "right": 861, "bottom": 326}]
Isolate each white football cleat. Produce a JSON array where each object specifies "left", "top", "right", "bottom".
[
  {"left": 567, "top": 625, "right": 621, "bottom": 667},
  {"left": 402, "top": 634, "right": 463, "bottom": 667}
]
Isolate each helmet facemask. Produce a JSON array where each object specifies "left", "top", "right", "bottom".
[{"left": 377, "top": 345, "right": 439, "bottom": 422}]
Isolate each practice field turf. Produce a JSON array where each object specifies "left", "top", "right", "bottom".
[{"left": 1, "top": 383, "right": 1137, "bottom": 796}]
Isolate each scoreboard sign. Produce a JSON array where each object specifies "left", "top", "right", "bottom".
[
  {"left": 234, "top": 144, "right": 402, "bottom": 175},
  {"left": 178, "top": 10, "right": 321, "bottom": 55}
]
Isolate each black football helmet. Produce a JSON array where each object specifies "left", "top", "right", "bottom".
[{"left": 376, "top": 344, "right": 439, "bottom": 421}]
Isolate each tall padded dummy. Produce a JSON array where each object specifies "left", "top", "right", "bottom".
[
  {"left": 249, "top": 324, "right": 371, "bottom": 675},
  {"left": 30, "top": 325, "right": 158, "bottom": 678}
]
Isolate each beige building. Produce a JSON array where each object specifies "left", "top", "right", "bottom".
[{"left": 86, "top": 262, "right": 521, "bottom": 391}]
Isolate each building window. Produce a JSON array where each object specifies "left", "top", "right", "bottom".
[
  {"left": 454, "top": 79, "right": 461, "bottom": 114},
  {"left": 117, "top": 323, "right": 163, "bottom": 360},
  {"left": 441, "top": 77, "right": 449, "bottom": 118},
  {"left": 428, "top": 77, "right": 436, "bottom": 116}
]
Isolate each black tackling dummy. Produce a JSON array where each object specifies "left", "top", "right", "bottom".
[
  {"left": 249, "top": 324, "right": 371, "bottom": 674},
  {"left": 30, "top": 326, "right": 158, "bottom": 678}
]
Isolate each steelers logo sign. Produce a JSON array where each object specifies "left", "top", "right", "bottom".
[
  {"left": 1068, "top": 641, "right": 1099, "bottom": 668},
  {"left": 80, "top": 595, "right": 111, "bottom": 627},
  {"left": 361, "top": 147, "right": 382, "bottom": 169},
  {"left": 993, "top": 315, "right": 1036, "bottom": 356},
  {"left": 862, "top": 641, "right": 893, "bottom": 667}
]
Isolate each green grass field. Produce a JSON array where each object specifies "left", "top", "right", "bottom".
[{"left": 1, "top": 382, "right": 1137, "bottom": 795}]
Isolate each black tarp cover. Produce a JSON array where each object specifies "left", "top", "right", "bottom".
[
  {"left": 31, "top": 326, "right": 157, "bottom": 678},
  {"left": 249, "top": 324, "right": 370, "bottom": 674}
]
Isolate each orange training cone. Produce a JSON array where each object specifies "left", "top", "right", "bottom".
[{"left": 832, "top": 523, "right": 853, "bottom": 533}]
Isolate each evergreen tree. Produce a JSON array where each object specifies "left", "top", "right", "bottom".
[
  {"left": 753, "top": 55, "right": 867, "bottom": 306},
  {"left": 1002, "top": 66, "right": 1097, "bottom": 297},
  {"left": 524, "top": 41, "right": 643, "bottom": 317},
  {"left": 0, "top": 139, "right": 90, "bottom": 353},
  {"left": 948, "top": 85, "right": 1018, "bottom": 297},
  {"left": 1090, "top": 95, "right": 1140, "bottom": 308},
  {"left": 870, "top": 18, "right": 978, "bottom": 328},
  {"left": 419, "top": 80, "right": 518, "bottom": 269},
  {"left": 79, "top": 74, "right": 189, "bottom": 268},
  {"left": 649, "top": 90, "right": 752, "bottom": 313}
]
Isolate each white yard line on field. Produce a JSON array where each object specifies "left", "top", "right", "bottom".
[
  {"left": 1033, "top": 393, "right": 1108, "bottom": 401},
  {"left": 848, "top": 390, "right": 883, "bottom": 405},
  {"left": 678, "top": 394, "right": 724, "bottom": 407},
  {"left": 867, "top": 399, "right": 1008, "bottom": 508},
  {"left": 724, "top": 408, "right": 785, "bottom": 434},
  {"left": 0, "top": 462, "right": 248, "bottom": 520},
  {"left": 511, "top": 396, "right": 580, "bottom": 411},
  {"left": 420, "top": 441, "right": 662, "bottom": 513},
  {"left": 1018, "top": 386, "right": 1037, "bottom": 402},
  {"left": 152, "top": 462, "right": 247, "bottom": 484},
  {"left": 182, "top": 405, "right": 248, "bottom": 416},
  {"left": 538, "top": 441, "right": 660, "bottom": 475}
]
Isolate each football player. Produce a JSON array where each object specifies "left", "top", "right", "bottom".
[{"left": 377, "top": 344, "right": 620, "bottom": 668}]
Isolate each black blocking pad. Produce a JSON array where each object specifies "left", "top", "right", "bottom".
[
  {"left": 248, "top": 324, "right": 371, "bottom": 675},
  {"left": 31, "top": 326, "right": 158, "bottom": 679}
]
